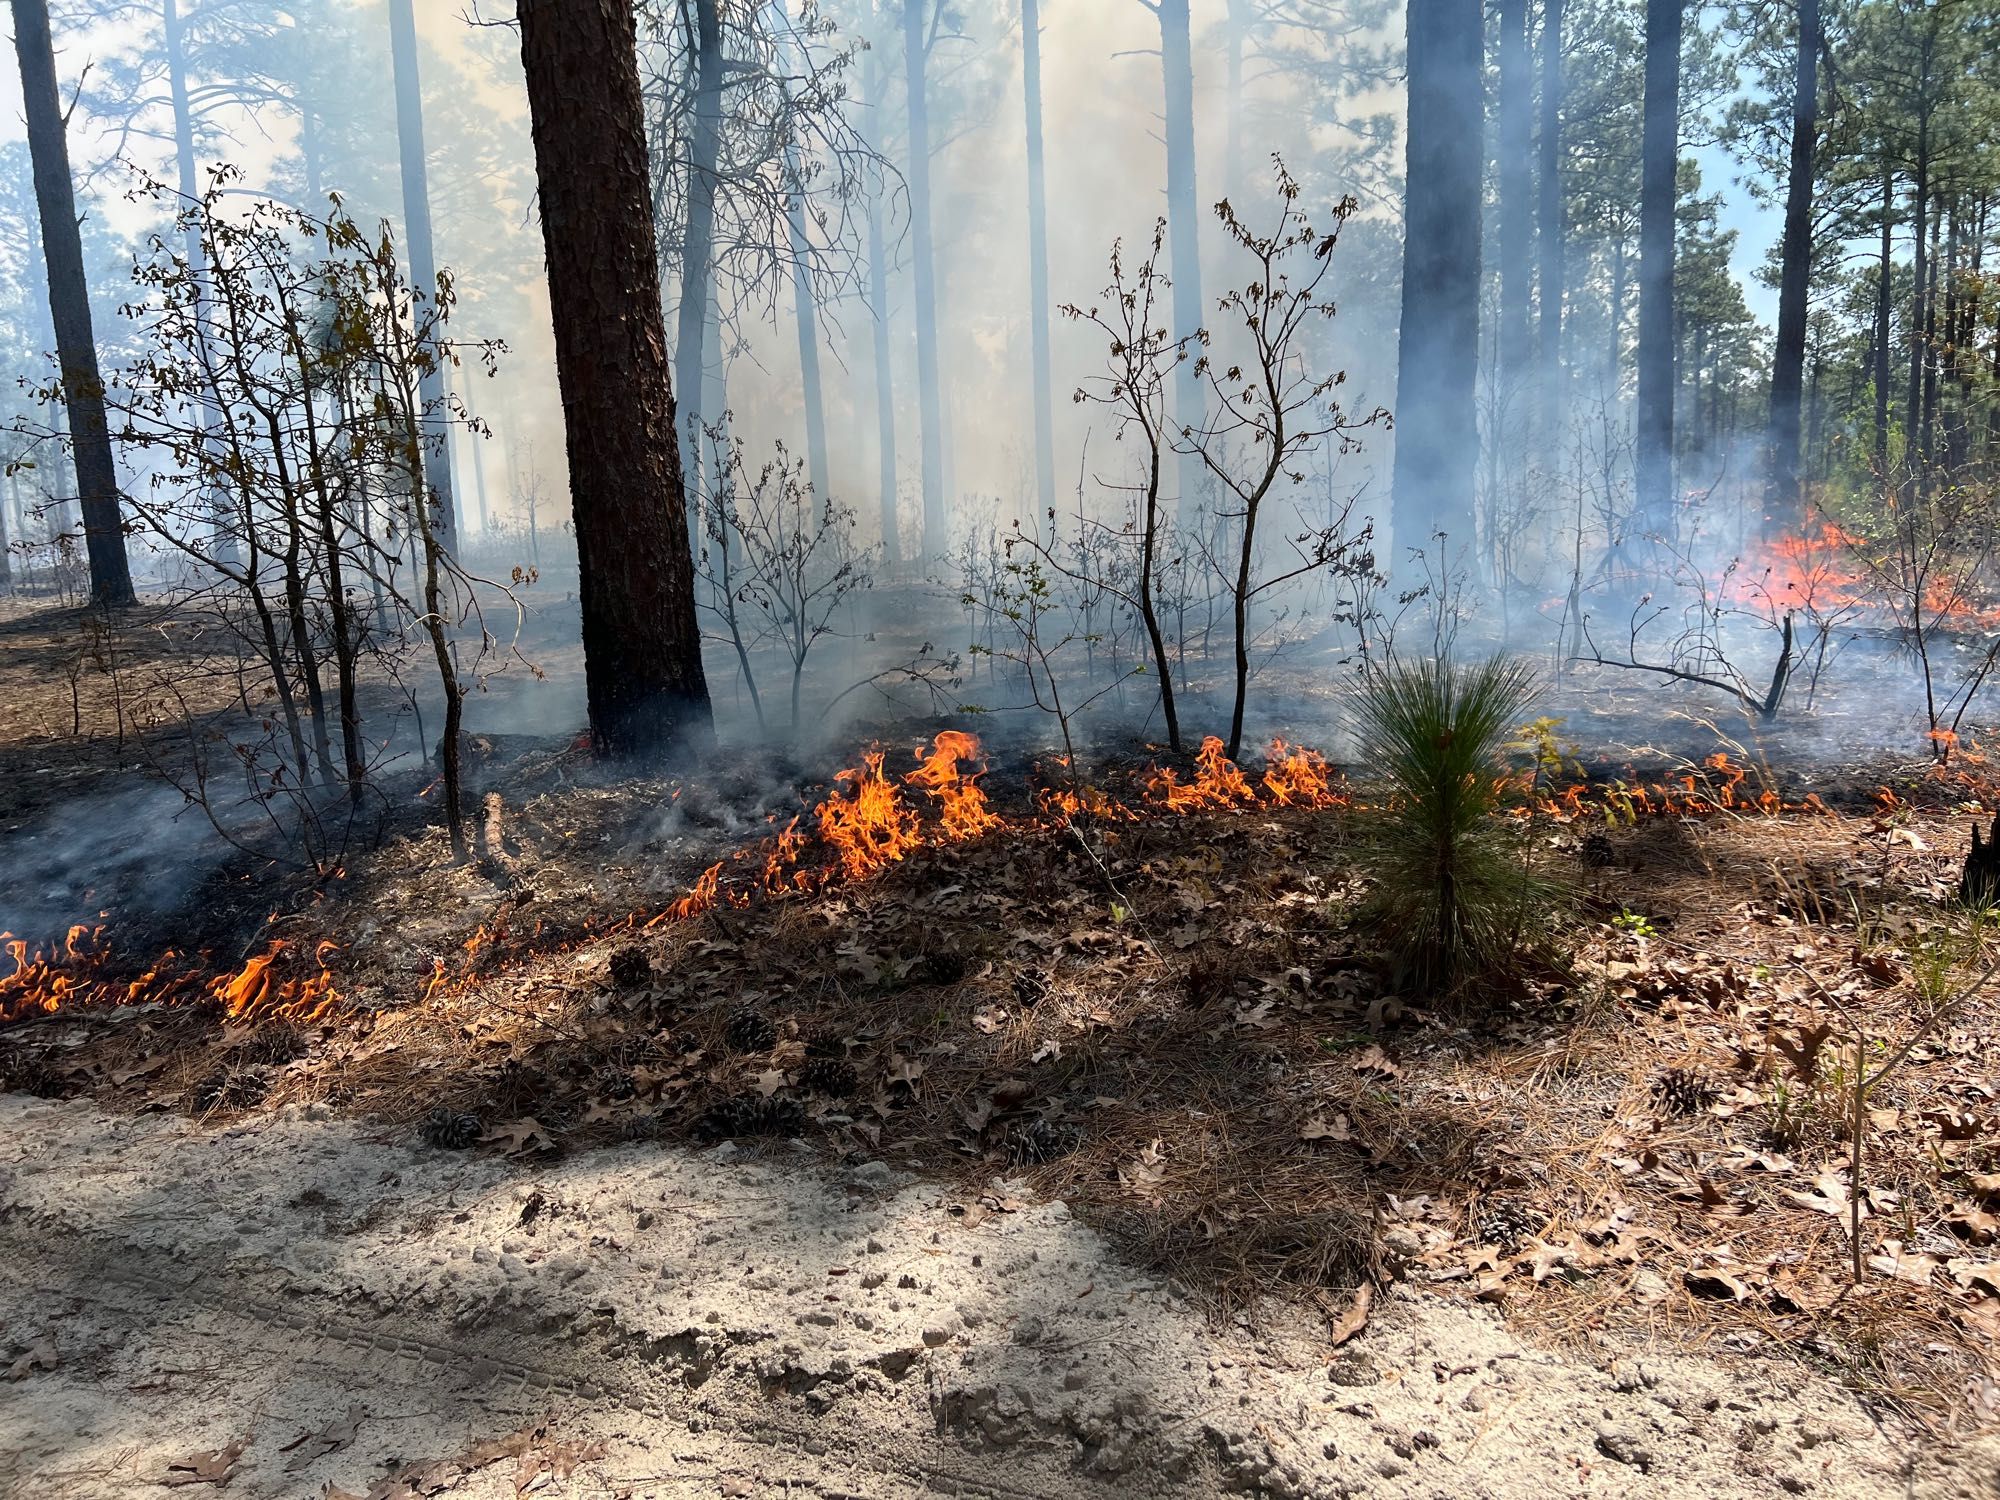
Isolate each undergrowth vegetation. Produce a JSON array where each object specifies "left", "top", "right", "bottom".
[{"left": 1350, "top": 656, "right": 1565, "bottom": 989}]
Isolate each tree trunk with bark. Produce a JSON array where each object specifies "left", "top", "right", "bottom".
[
  {"left": 388, "top": 0, "right": 457, "bottom": 547},
  {"left": 1874, "top": 166, "right": 1893, "bottom": 471},
  {"left": 1537, "top": 0, "right": 1565, "bottom": 437},
  {"left": 1498, "top": 0, "right": 1534, "bottom": 391},
  {"left": 675, "top": 0, "right": 725, "bottom": 515},
  {"left": 1762, "top": 0, "right": 1817, "bottom": 537},
  {"left": 517, "top": 0, "right": 714, "bottom": 760},
  {"left": 1633, "top": 0, "right": 1682, "bottom": 541},
  {"left": 1391, "top": 0, "right": 1484, "bottom": 555},
  {"left": 1022, "top": 0, "right": 1057, "bottom": 519},
  {"left": 904, "top": 0, "right": 947, "bottom": 555},
  {"left": 12, "top": 0, "right": 134, "bottom": 607},
  {"left": 1155, "top": 0, "right": 1206, "bottom": 525},
  {"left": 863, "top": 7, "right": 899, "bottom": 561}
]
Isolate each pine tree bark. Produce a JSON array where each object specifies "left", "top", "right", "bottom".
[
  {"left": 1537, "top": 0, "right": 1565, "bottom": 436},
  {"left": 1498, "top": 0, "right": 1534, "bottom": 391},
  {"left": 1022, "top": 0, "right": 1057, "bottom": 519},
  {"left": 1633, "top": 0, "right": 1683, "bottom": 540},
  {"left": 904, "top": 0, "right": 947, "bottom": 556},
  {"left": 12, "top": 0, "right": 134, "bottom": 607},
  {"left": 1763, "top": 0, "right": 1817, "bottom": 537},
  {"left": 863, "top": 7, "right": 900, "bottom": 562},
  {"left": 675, "top": 0, "right": 725, "bottom": 516},
  {"left": 1154, "top": 0, "right": 1206, "bottom": 525},
  {"left": 517, "top": 0, "right": 714, "bottom": 760},
  {"left": 1391, "top": 0, "right": 1484, "bottom": 554},
  {"left": 162, "top": 0, "right": 238, "bottom": 567},
  {"left": 388, "top": 0, "right": 457, "bottom": 547},
  {"left": 775, "top": 8, "right": 830, "bottom": 508},
  {"left": 1874, "top": 166, "right": 1893, "bottom": 471}
]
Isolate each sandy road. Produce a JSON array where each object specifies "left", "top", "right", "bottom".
[{"left": 4, "top": 1094, "right": 1997, "bottom": 1500}]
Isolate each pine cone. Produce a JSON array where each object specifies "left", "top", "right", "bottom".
[
  {"left": 919, "top": 951, "right": 968, "bottom": 986},
  {"left": 798, "top": 1056, "right": 858, "bottom": 1098},
  {"left": 191, "top": 1066, "right": 265, "bottom": 1112},
  {"left": 693, "top": 1094, "right": 806, "bottom": 1143},
  {"left": 608, "top": 945, "right": 654, "bottom": 990},
  {"left": 1652, "top": 1066, "right": 1717, "bottom": 1116},
  {"left": 0, "top": 1049, "right": 62, "bottom": 1099},
  {"left": 597, "top": 1067, "right": 637, "bottom": 1102},
  {"left": 622, "top": 1112, "right": 663, "bottom": 1142},
  {"left": 1004, "top": 1118, "right": 1082, "bottom": 1165},
  {"left": 723, "top": 1007, "right": 777, "bottom": 1053},
  {"left": 1011, "top": 970, "right": 1049, "bottom": 1009},
  {"left": 239, "top": 1023, "right": 309, "bottom": 1065},
  {"left": 1579, "top": 831, "right": 1617, "bottom": 868},
  {"left": 1475, "top": 1198, "right": 1541, "bottom": 1251},
  {"left": 419, "top": 1106, "right": 483, "bottom": 1150}
]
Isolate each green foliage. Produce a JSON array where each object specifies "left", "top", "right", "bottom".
[{"left": 1350, "top": 657, "right": 1562, "bottom": 990}]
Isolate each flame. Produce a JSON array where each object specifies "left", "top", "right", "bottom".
[
  {"left": 1148, "top": 736, "right": 1260, "bottom": 811},
  {"left": 1, "top": 928, "right": 338, "bottom": 1026},
  {"left": 816, "top": 750, "right": 924, "bottom": 881},
  {"left": 662, "top": 861, "right": 725, "bottom": 922},
  {"left": 1735, "top": 521, "right": 2000, "bottom": 629},
  {"left": 208, "top": 939, "right": 338, "bottom": 1023},
  {"left": 1506, "top": 750, "right": 1829, "bottom": 823},
  {"left": 904, "top": 730, "right": 1002, "bottom": 840},
  {"left": 1261, "top": 739, "right": 1347, "bottom": 809}
]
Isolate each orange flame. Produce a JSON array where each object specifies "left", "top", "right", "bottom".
[
  {"left": 1261, "top": 739, "right": 1347, "bottom": 809},
  {"left": 1148, "top": 736, "right": 1259, "bottom": 812},
  {"left": 817, "top": 751, "right": 924, "bottom": 881},
  {"left": 1, "top": 928, "right": 338, "bottom": 1026},
  {"left": 904, "top": 730, "right": 1002, "bottom": 840}
]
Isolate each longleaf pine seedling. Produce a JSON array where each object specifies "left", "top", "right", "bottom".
[{"left": 1349, "top": 657, "right": 1562, "bottom": 990}]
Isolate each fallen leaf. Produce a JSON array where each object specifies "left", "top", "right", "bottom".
[
  {"left": 1326, "top": 1282, "right": 1373, "bottom": 1348},
  {"left": 6, "top": 1337, "right": 56, "bottom": 1381},
  {"left": 481, "top": 1118, "right": 555, "bottom": 1155},
  {"left": 1299, "top": 1113, "right": 1352, "bottom": 1143},
  {"left": 1351, "top": 1044, "right": 1403, "bottom": 1080},
  {"left": 283, "top": 1405, "right": 365, "bottom": 1471},
  {"left": 165, "top": 1437, "right": 248, "bottom": 1486},
  {"left": 1868, "top": 1241, "right": 1942, "bottom": 1287},
  {"left": 1785, "top": 1173, "right": 1865, "bottom": 1230}
]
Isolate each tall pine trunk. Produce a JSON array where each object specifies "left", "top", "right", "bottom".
[
  {"left": 1022, "top": 0, "right": 1057, "bottom": 519},
  {"left": 12, "top": 0, "right": 133, "bottom": 607},
  {"left": 904, "top": 0, "right": 947, "bottom": 556},
  {"left": 1874, "top": 167, "right": 1893, "bottom": 471},
  {"left": 774, "top": 7, "right": 830, "bottom": 508},
  {"left": 163, "top": 0, "right": 236, "bottom": 567},
  {"left": 1498, "top": 0, "right": 1533, "bottom": 392},
  {"left": 1633, "top": 0, "right": 1682, "bottom": 541},
  {"left": 1763, "top": 0, "right": 1817, "bottom": 537},
  {"left": 1905, "top": 109, "right": 1931, "bottom": 478},
  {"left": 1391, "top": 0, "right": 1483, "bottom": 556},
  {"left": 675, "top": 0, "right": 725, "bottom": 516},
  {"left": 1537, "top": 0, "right": 1565, "bottom": 438},
  {"left": 864, "top": 7, "right": 900, "bottom": 561},
  {"left": 517, "top": 0, "right": 714, "bottom": 760},
  {"left": 1156, "top": 0, "right": 1206, "bottom": 525},
  {"left": 388, "top": 0, "right": 457, "bottom": 546}
]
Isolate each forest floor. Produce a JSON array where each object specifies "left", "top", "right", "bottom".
[{"left": 8, "top": 588, "right": 2000, "bottom": 1497}]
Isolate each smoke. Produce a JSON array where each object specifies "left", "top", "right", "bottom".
[{"left": 0, "top": 780, "right": 228, "bottom": 945}]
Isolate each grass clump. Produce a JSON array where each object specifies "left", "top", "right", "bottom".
[{"left": 1349, "top": 655, "right": 1558, "bottom": 989}]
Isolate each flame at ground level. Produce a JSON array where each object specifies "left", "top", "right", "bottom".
[
  {"left": 6, "top": 728, "right": 1879, "bottom": 1029},
  {"left": 0, "top": 929, "right": 340, "bottom": 1026}
]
